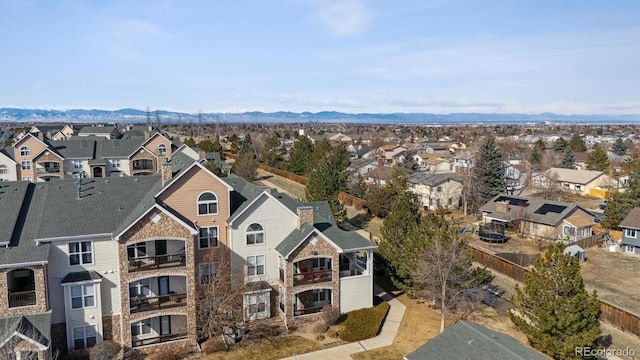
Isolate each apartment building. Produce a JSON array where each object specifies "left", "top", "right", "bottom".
[{"left": 0, "top": 158, "right": 376, "bottom": 359}]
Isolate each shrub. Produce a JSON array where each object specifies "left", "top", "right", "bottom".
[
  {"left": 315, "top": 334, "right": 325, "bottom": 341},
  {"left": 326, "top": 329, "right": 338, "bottom": 338},
  {"left": 89, "top": 340, "right": 121, "bottom": 360},
  {"left": 321, "top": 306, "right": 341, "bottom": 325},
  {"left": 339, "top": 301, "right": 390, "bottom": 342},
  {"left": 202, "top": 336, "right": 227, "bottom": 354},
  {"left": 312, "top": 321, "right": 329, "bottom": 334}
]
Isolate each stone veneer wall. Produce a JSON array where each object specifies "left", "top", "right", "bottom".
[
  {"left": 102, "top": 315, "right": 121, "bottom": 341},
  {"left": 129, "top": 148, "right": 156, "bottom": 174},
  {"left": 283, "top": 234, "right": 340, "bottom": 324},
  {"left": 0, "top": 265, "right": 48, "bottom": 317},
  {"left": 117, "top": 210, "right": 198, "bottom": 352}
]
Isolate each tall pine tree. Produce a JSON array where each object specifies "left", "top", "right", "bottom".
[
  {"left": 560, "top": 148, "right": 575, "bottom": 169},
  {"left": 586, "top": 144, "right": 610, "bottom": 171},
  {"left": 611, "top": 138, "right": 627, "bottom": 156},
  {"left": 510, "top": 243, "right": 600, "bottom": 360},
  {"left": 288, "top": 136, "right": 314, "bottom": 175},
  {"left": 305, "top": 145, "right": 350, "bottom": 222},
  {"left": 568, "top": 134, "right": 586, "bottom": 152},
  {"left": 472, "top": 137, "right": 505, "bottom": 208}
]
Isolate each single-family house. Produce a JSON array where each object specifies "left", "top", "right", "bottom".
[
  {"left": 376, "top": 145, "right": 407, "bottom": 166},
  {"left": 532, "top": 168, "right": 612, "bottom": 197},
  {"left": 620, "top": 207, "right": 640, "bottom": 255},
  {"left": 408, "top": 172, "right": 462, "bottom": 210}
]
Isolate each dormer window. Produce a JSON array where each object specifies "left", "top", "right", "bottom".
[
  {"left": 197, "top": 192, "right": 218, "bottom": 215},
  {"left": 20, "top": 146, "right": 30, "bottom": 156},
  {"left": 158, "top": 144, "right": 167, "bottom": 156}
]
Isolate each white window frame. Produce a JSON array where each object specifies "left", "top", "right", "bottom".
[
  {"left": 246, "top": 223, "right": 265, "bottom": 245},
  {"left": 21, "top": 161, "right": 31, "bottom": 170},
  {"left": 624, "top": 245, "right": 635, "bottom": 253},
  {"left": 158, "top": 144, "right": 167, "bottom": 156},
  {"left": 197, "top": 191, "right": 219, "bottom": 216},
  {"left": 247, "top": 255, "right": 265, "bottom": 276},
  {"left": 198, "top": 226, "right": 219, "bottom": 249},
  {"left": 70, "top": 284, "right": 95, "bottom": 309},
  {"left": 20, "top": 146, "right": 30, "bottom": 156},
  {"left": 312, "top": 289, "right": 330, "bottom": 303},
  {"left": 0, "top": 165, "right": 8, "bottom": 175},
  {"left": 199, "top": 262, "right": 219, "bottom": 285},
  {"left": 127, "top": 242, "right": 147, "bottom": 259},
  {"left": 73, "top": 160, "right": 83, "bottom": 169},
  {"left": 129, "top": 279, "right": 150, "bottom": 298},
  {"left": 22, "top": 176, "right": 31, "bottom": 181},
  {"left": 131, "top": 319, "right": 152, "bottom": 336},
  {"left": 69, "top": 241, "right": 93, "bottom": 266},
  {"left": 246, "top": 292, "right": 268, "bottom": 314},
  {"left": 625, "top": 228, "right": 637, "bottom": 238},
  {"left": 111, "top": 159, "right": 121, "bottom": 169},
  {"left": 72, "top": 325, "right": 97, "bottom": 350}
]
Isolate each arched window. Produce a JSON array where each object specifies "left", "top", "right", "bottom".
[
  {"left": 158, "top": 144, "right": 167, "bottom": 156},
  {"left": 246, "top": 223, "right": 264, "bottom": 245},
  {"left": 20, "top": 146, "right": 30, "bottom": 156},
  {"left": 197, "top": 192, "right": 218, "bottom": 215}
]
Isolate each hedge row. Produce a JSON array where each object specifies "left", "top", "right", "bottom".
[{"left": 339, "top": 299, "right": 390, "bottom": 342}]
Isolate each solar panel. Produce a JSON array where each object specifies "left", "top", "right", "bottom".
[
  {"left": 494, "top": 196, "right": 528, "bottom": 207},
  {"left": 534, "top": 204, "right": 567, "bottom": 215}
]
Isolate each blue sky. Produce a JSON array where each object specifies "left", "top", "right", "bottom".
[{"left": 1, "top": 0, "right": 639, "bottom": 114}]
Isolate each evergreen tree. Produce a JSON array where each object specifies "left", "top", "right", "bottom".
[
  {"left": 212, "top": 139, "right": 223, "bottom": 155},
  {"left": 364, "top": 186, "right": 393, "bottom": 218},
  {"left": 554, "top": 137, "right": 568, "bottom": 152},
  {"left": 510, "top": 243, "right": 601, "bottom": 360},
  {"left": 472, "top": 137, "right": 505, "bottom": 208},
  {"left": 183, "top": 137, "right": 196, "bottom": 147},
  {"left": 378, "top": 191, "right": 422, "bottom": 292},
  {"left": 197, "top": 139, "right": 216, "bottom": 153},
  {"left": 533, "top": 139, "right": 546, "bottom": 152},
  {"left": 529, "top": 146, "right": 542, "bottom": 164},
  {"left": 231, "top": 151, "right": 258, "bottom": 181},
  {"left": 611, "top": 138, "right": 627, "bottom": 156},
  {"left": 560, "top": 148, "right": 575, "bottom": 169},
  {"left": 260, "top": 134, "right": 281, "bottom": 167},
  {"left": 238, "top": 134, "right": 253, "bottom": 155},
  {"left": 568, "top": 134, "right": 586, "bottom": 152},
  {"left": 204, "top": 160, "right": 225, "bottom": 177},
  {"left": 227, "top": 134, "right": 241, "bottom": 153},
  {"left": 311, "top": 139, "right": 332, "bottom": 169},
  {"left": 305, "top": 146, "right": 350, "bottom": 221},
  {"left": 288, "top": 136, "right": 314, "bottom": 175},
  {"left": 603, "top": 155, "right": 640, "bottom": 229},
  {"left": 586, "top": 144, "right": 610, "bottom": 171},
  {"left": 347, "top": 172, "right": 366, "bottom": 199}
]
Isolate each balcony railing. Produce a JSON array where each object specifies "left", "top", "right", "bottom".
[
  {"left": 339, "top": 269, "right": 364, "bottom": 277},
  {"left": 132, "top": 332, "right": 188, "bottom": 348},
  {"left": 132, "top": 161, "right": 154, "bottom": 171},
  {"left": 8, "top": 290, "right": 37, "bottom": 308},
  {"left": 128, "top": 254, "right": 185, "bottom": 272},
  {"left": 294, "top": 305, "right": 325, "bottom": 317},
  {"left": 36, "top": 168, "right": 61, "bottom": 175},
  {"left": 293, "top": 270, "right": 332, "bottom": 286},
  {"left": 130, "top": 293, "right": 187, "bottom": 313}
]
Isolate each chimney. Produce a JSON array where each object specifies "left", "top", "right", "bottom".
[
  {"left": 377, "top": 157, "right": 384, "bottom": 167},
  {"left": 297, "top": 206, "right": 314, "bottom": 229},
  {"left": 495, "top": 201, "right": 509, "bottom": 214},
  {"left": 144, "top": 130, "right": 150, "bottom": 140},
  {"left": 161, "top": 158, "right": 172, "bottom": 185}
]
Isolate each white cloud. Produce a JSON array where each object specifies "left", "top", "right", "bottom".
[{"left": 309, "top": 0, "right": 373, "bottom": 36}]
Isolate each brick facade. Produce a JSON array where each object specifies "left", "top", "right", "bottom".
[
  {"left": 117, "top": 210, "right": 198, "bottom": 352},
  {"left": 130, "top": 148, "right": 157, "bottom": 175},
  {"left": 0, "top": 265, "right": 47, "bottom": 317},
  {"left": 283, "top": 233, "right": 340, "bottom": 323}
]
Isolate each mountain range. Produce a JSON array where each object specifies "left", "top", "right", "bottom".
[{"left": 0, "top": 108, "right": 638, "bottom": 125}]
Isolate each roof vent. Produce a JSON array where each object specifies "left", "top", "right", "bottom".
[
  {"left": 134, "top": 178, "right": 139, "bottom": 182},
  {"left": 37, "top": 185, "right": 44, "bottom": 189},
  {"left": 468, "top": 339, "right": 474, "bottom": 345},
  {"left": 104, "top": 180, "right": 110, "bottom": 183}
]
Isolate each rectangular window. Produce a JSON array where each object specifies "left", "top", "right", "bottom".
[
  {"left": 111, "top": 159, "right": 120, "bottom": 168},
  {"left": 436, "top": 186, "right": 442, "bottom": 192},
  {"left": 131, "top": 319, "right": 152, "bottom": 336},
  {"left": 312, "top": 289, "right": 330, "bottom": 303},
  {"left": 73, "top": 325, "right": 97, "bottom": 350},
  {"left": 21, "top": 161, "right": 31, "bottom": 170},
  {"left": 21, "top": 177, "right": 32, "bottom": 181},
  {"left": 0, "top": 167, "right": 8, "bottom": 175},
  {"left": 71, "top": 284, "right": 95, "bottom": 309},
  {"left": 626, "top": 228, "right": 637, "bottom": 238},
  {"left": 312, "top": 258, "right": 331, "bottom": 269},
  {"left": 247, "top": 255, "right": 265, "bottom": 276},
  {"left": 247, "top": 292, "right": 268, "bottom": 314},
  {"left": 199, "top": 226, "right": 219, "bottom": 249},
  {"left": 73, "top": 160, "right": 83, "bottom": 169},
  {"left": 624, "top": 245, "right": 634, "bottom": 253},
  {"left": 129, "top": 279, "right": 150, "bottom": 298},
  {"left": 575, "top": 184, "right": 582, "bottom": 191},
  {"left": 69, "top": 241, "right": 93, "bottom": 265},
  {"left": 199, "top": 262, "right": 219, "bottom": 285},
  {"left": 127, "top": 243, "right": 147, "bottom": 259}
]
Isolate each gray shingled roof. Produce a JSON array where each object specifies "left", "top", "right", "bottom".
[
  {"left": 404, "top": 321, "right": 547, "bottom": 360},
  {"left": 222, "top": 174, "right": 266, "bottom": 218},
  {"left": 98, "top": 137, "right": 147, "bottom": 158},
  {"left": 47, "top": 138, "right": 96, "bottom": 159},
  {"left": 479, "top": 194, "right": 590, "bottom": 227},
  {"left": 0, "top": 311, "right": 52, "bottom": 349},
  {"left": 274, "top": 223, "right": 316, "bottom": 257},
  {"left": 79, "top": 126, "right": 119, "bottom": 135},
  {"left": 0, "top": 146, "right": 15, "bottom": 161},
  {"left": 408, "top": 172, "right": 463, "bottom": 187},
  {"left": 171, "top": 151, "right": 198, "bottom": 174},
  {"left": 61, "top": 270, "right": 103, "bottom": 283},
  {"left": 27, "top": 175, "right": 162, "bottom": 240},
  {"left": 0, "top": 181, "right": 30, "bottom": 244},
  {"left": 620, "top": 207, "right": 640, "bottom": 230}
]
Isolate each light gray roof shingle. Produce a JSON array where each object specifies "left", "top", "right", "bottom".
[
  {"left": 404, "top": 321, "right": 547, "bottom": 360},
  {"left": 408, "top": 172, "right": 462, "bottom": 187},
  {"left": 61, "top": 270, "right": 103, "bottom": 283},
  {"left": 47, "top": 138, "right": 96, "bottom": 159},
  {"left": 0, "top": 311, "right": 52, "bottom": 349},
  {"left": 620, "top": 207, "right": 640, "bottom": 230},
  {"left": 479, "top": 194, "right": 591, "bottom": 227}
]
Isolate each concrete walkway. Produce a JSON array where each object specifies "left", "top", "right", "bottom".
[{"left": 281, "top": 285, "right": 406, "bottom": 360}]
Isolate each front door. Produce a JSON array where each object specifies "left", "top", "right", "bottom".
[{"left": 160, "top": 315, "right": 171, "bottom": 336}]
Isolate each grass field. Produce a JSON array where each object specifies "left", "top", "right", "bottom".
[{"left": 200, "top": 336, "right": 321, "bottom": 360}]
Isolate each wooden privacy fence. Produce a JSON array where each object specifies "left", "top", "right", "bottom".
[
  {"left": 225, "top": 152, "right": 368, "bottom": 206},
  {"left": 570, "top": 233, "right": 605, "bottom": 249},
  {"left": 469, "top": 243, "right": 640, "bottom": 338}
]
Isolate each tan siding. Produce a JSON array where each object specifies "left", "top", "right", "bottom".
[
  {"left": 14, "top": 136, "right": 48, "bottom": 180},
  {"left": 144, "top": 135, "right": 172, "bottom": 159}
]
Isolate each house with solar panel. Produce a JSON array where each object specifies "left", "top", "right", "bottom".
[{"left": 0, "top": 156, "right": 375, "bottom": 359}]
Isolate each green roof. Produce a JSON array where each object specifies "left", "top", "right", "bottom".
[
  {"left": 61, "top": 270, "right": 103, "bottom": 283},
  {"left": 0, "top": 311, "right": 52, "bottom": 349},
  {"left": 404, "top": 321, "right": 547, "bottom": 360}
]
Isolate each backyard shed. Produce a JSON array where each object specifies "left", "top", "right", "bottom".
[{"left": 564, "top": 244, "right": 585, "bottom": 263}]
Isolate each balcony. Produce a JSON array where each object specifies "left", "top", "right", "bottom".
[
  {"left": 293, "top": 270, "right": 332, "bottom": 286},
  {"left": 130, "top": 293, "right": 187, "bottom": 313},
  {"left": 294, "top": 305, "right": 324, "bottom": 316},
  {"left": 132, "top": 159, "right": 154, "bottom": 175},
  {"left": 132, "top": 332, "right": 189, "bottom": 348},
  {"left": 128, "top": 254, "right": 185, "bottom": 272},
  {"left": 293, "top": 289, "right": 332, "bottom": 317},
  {"left": 9, "top": 290, "right": 37, "bottom": 308}
]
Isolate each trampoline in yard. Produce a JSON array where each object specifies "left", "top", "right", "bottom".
[{"left": 479, "top": 223, "right": 506, "bottom": 243}]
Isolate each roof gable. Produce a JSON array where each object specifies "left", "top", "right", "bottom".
[
  {"left": 155, "top": 161, "right": 233, "bottom": 199},
  {"left": 227, "top": 190, "right": 297, "bottom": 227},
  {"left": 620, "top": 207, "right": 640, "bottom": 229},
  {"left": 114, "top": 203, "right": 198, "bottom": 240},
  {"left": 141, "top": 131, "right": 172, "bottom": 149},
  {"left": 13, "top": 133, "right": 47, "bottom": 149}
]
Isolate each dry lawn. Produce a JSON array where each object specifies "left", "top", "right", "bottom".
[
  {"left": 200, "top": 336, "right": 321, "bottom": 360},
  {"left": 256, "top": 169, "right": 307, "bottom": 200},
  {"left": 581, "top": 247, "right": 640, "bottom": 313}
]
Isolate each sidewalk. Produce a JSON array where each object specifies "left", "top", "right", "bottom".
[{"left": 281, "top": 285, "right": 406, "bottom": 360}]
